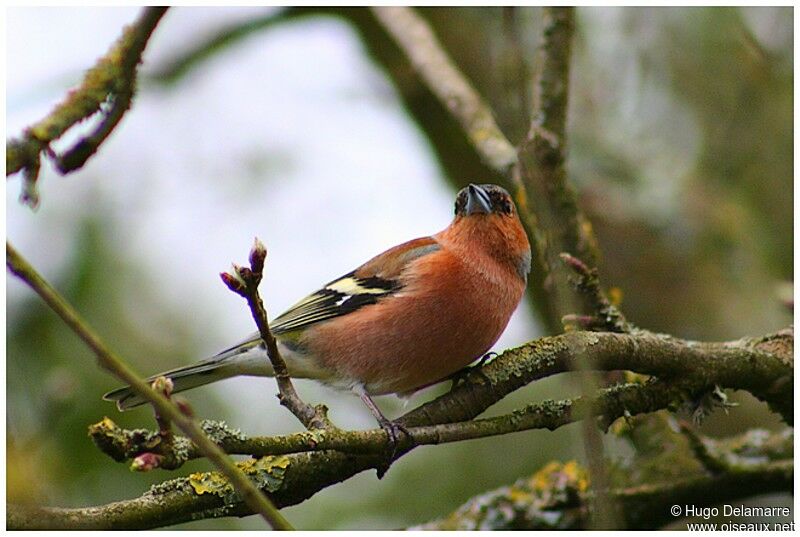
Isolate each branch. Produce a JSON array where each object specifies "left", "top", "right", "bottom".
[
  {"left": 370, "top": 6, "right": 517, "bottom": 174},
  {"left": 400, "top": 328, "right": 793, "bottom": 428},
  {"left": 18, "top": 394, "right": 792, "bottom": 531},
  {"left": 412, "top": 440, "right": 793, "bottom": 530},
  {"left": 87, "top": 378, "right": 694, "bottom": 468},
  {"left": 5, "top": 242, "right": 293, "bottom": 530},
  {"left": 87, "top": 325, "right": 793, "bottom": 469},
  {"left": 6, "top": 7, "right": 168, "bottom": 207},
  {"left": 220, "top": 238, "right": 331, "bottom": 430},
  {"left": 9, "top": 325, "right": 788, "bottom": 528},
  {"left": 8, "top": 380, "right": 717, "bottom": 529},
  {"left": 560, "top": 253, "right": 631, "bottom": 333},
  {"left": 512, "top": 7, "right": 602, "bottom": 329},
  {"left": 151, "top": 8, "right": 302, "bottom": 84}
]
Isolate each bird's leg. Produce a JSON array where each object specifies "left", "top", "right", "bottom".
[
  {"left": 448, "top": 351, "right": 497, "bottom": 388},
  {"left": 355, "top": 385, "right": 413, "bottom": 477}
]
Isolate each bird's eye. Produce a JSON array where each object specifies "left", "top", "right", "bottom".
[{"left": 500, "top": 199, "right": 512, "bottom": 214}]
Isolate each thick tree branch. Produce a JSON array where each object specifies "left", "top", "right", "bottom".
[
  {"left": 5, "top": 242, "right": 293, "bottom": 530},
  {"left": 400, "top": 328, "right": 793, "bottom": 428},
  {"left": 6, "top": 7, "right": 168, "bottom": 207},
  {"left": 6, "top": 451, "right": 378, "bottom": 530},
  {"left": 17, "top": 456, "right": 788, "bottom": 531}
]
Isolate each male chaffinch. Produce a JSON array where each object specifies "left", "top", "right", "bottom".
[{"left": 105, "top": 184, "right": 531, "bottom": 432}]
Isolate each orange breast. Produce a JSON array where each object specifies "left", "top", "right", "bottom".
[{"left": 300, "top": 248, "right": 525, "bottom": 395}]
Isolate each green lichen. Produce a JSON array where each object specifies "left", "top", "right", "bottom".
[
  {"left": 297, "top": 429, "right": 327, "bottom": 449},
  {"left": 169, "top": 437, "right": 194, "bottom": 466},
  {"left": 486, "top": 338, "right": 565, "bottom": 385},
  {"left": 200, "top": 420, "right": 245, "bottom": 443},
  {"left": 146, "top": 476, "right": 191, "bottom": 497}
]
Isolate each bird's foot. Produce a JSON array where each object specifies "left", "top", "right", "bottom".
[
  {"left": 375, "top": 417, "right": 414, "bottom": 479},
  {"left": 449, "top": 352, "right": 497, "bottom": 388}
]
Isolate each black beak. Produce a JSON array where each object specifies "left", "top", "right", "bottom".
[{"left": 465, "top": 184, "right": 492, "bottom": 215}]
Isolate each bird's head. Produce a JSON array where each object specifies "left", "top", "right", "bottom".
[
  {"left": 446, "top": 183, "right": 531, "bottom": 280},
  {"left": 454, "top": 183, "right": 517, "bottom": 218}
]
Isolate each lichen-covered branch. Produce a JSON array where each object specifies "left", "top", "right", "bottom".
[
  {"left": 86, "top": 321, "right": 792, "bottom": 481},
  {"left": 6, "top": 7, "right": 168, "bottom": 207},
  {"left": 412, "top": 432, "right": 793, "bottom": 530},
  {"left": 87, "top": 324, "right": 794, "bottom": 469},
  {"left": 6, "top": 451, "right": 378, "bottom": 530},
  {"left": 371, "top": 6, "right": 517, "bottom": 174},
  {"left": 5, "top": 242, "right": 293, "bottom": 530},
  {"left": 401, "top": 327, "right": 793, "bottom": 427},
  {"left": 87, "top": 378, "right": 692, "bottom": 469},
  {"left": 13, "top": 414, "right": 791, "bottom": 530},
  {"left": 7, "top": 325, "right": 789, "bottom": 529}
]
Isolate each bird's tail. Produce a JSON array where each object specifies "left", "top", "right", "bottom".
[{"left": 103, "top": 336, "right": 275, "bottom": 411}]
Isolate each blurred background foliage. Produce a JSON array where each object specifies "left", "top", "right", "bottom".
[{"left": 6, "top": 6, "right": 792, "bottom": 529}]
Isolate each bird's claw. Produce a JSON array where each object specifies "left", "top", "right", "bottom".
[
  {"left": 449, "top": 352, "right": 496, "bottom": 388},
  {"left": 375, "top": 418, "right": 414, "bottom": 479}
]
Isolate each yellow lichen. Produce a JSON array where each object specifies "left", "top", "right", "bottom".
[
  {"left": 507, "top": 486, "right": 533, "bottom": 504},
  {"left": 88, "top": 416, "right": 117, "bottom": 436},
  {"left": 244, "top": 455, "right": 291, "bottom": 493},
  {"left": 529, "top": 460, "right": 589, "bottom": 495},
  {"left": 561, "top": 461, "right": 589, "bottom": 493},
  {"left": 188, "top": 456, "right": 292, "bottom": 498},
  {"left": 188, "top": 471, "right": 233, "bottom": 497},
  {"left": 608, "top": 286, "right": 623, "bottom": 307}
]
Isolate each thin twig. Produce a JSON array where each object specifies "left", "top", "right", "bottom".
[
  {"left": 6, "top": 7, "right": 168, "bottom": 207},
  {"left": 6, "top": 242, "right": 293, "bottom": 530},
  {"left": 151, "top": 8, "right": 304, "bottom": 84},
  {"left": 220, "top": 238, "right": 332, "bottom": 430},
  {"left": 560, "top": 252, "right": 631, "bottom": 332},
  {"left": 371, "top": 6, "right": 517, "bottom": 174}
]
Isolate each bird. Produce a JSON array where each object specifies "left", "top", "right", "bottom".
[{"left": 104, "top": 183, "right": 531, "bottom": 439}]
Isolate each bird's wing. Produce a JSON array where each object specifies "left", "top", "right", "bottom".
[{"left": 271, "top": 237, "right": 441, "bottom": 335}]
